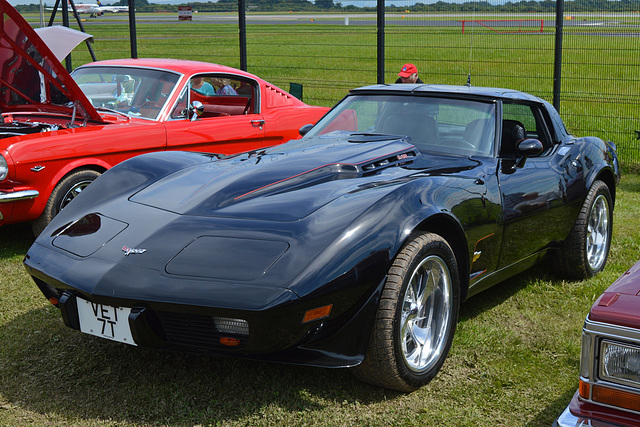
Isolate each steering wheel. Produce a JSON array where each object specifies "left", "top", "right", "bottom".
[{"left": 140, "top": 101, "right": 162, "bottom": 110}]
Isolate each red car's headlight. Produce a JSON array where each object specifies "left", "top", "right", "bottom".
[{"left": 0, "top": 154, "right": 7, "bottom": 181}]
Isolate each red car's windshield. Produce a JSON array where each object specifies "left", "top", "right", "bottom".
[{"left": 72, "top": 66, "right": 181, "bottom": 120}]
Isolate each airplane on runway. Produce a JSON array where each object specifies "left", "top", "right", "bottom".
[
  {"left": 49, "top": 1, "right": 128, "bottom": 18},
  {"left": 96, "top": 0, "right": 129, "bottom": 14}
]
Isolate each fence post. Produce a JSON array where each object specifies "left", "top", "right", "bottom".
[
  {"left": 377, "top": 0, "right": 385, "bottom": 84},
  {"left": 553, "top": 0, "right": 564, "bottom": 112},
  {"left": 238, "top": 0, "right": 247, "bottom": 71},
  {"left": 128, "top": 0, "right": 137, "bottom": 58},
  {"left": 62, "top": 0, "right": 71, "bottom": 71}
]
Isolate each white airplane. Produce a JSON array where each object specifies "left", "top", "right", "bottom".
[
  {"left": 95, "top": 0, "right": 129, "bottom": 14},
  {"left": 50, "top": 1, "right": 128, "bottom": 18}
]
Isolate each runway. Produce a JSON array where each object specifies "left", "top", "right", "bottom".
[{"left": 26, "top": 11, "right": 640, "bottom": 31}]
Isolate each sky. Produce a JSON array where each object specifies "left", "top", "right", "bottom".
[
  {"left": 7, "top": 0, "right": 406, "bottom": 5},
  {"left": 7, "top": 0, "right": 125, "bottom": 4}
]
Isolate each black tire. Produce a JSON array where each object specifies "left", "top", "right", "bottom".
[
  {"left": 354, "top": 232, "right": 460, "bottom": 392},
  {"left": 31, "top": 169, "right": 101, "bottom": 236},
  {"left": 553, "top": 180, "right": 613, "bottom": 280}
]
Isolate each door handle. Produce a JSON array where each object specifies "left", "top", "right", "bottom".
[{"left": 251, "top": 120, "right": 265, "bottom": 126}]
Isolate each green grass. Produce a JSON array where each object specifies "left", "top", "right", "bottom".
[
  {"left": 1, "top": 173, "right": 639, "bottom": 426},
  {"left": 0, "top": 11, "right": 636, "bottom": 424},
  {"left": 19, "top": 13, "right": 636, "bottom": 165}
]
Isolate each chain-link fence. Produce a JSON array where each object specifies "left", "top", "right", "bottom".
[{"left": 32, "top": 0, "right": 640, "bottom": 167}]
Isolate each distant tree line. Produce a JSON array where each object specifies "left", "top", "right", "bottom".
[{"left": 14, "top": 0, "right": 640, "bottom": 14}]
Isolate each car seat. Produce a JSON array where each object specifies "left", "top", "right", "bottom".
[
  {"left": 500, "top": 120, "right": 526, "bottom": 157},
  {"left": 380, "top": 111, "right": 439, "bottom": 149}
]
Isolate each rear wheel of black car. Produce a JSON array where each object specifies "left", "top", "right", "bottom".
[
  {"left": 355, "top": 232, "right": 460, "bottom": 392},
  {"left": 554, "top": 180, "right": 613, "bottom": 280},
  {"left": 31, "top": 169, "right": 101, "bottom": 236}
]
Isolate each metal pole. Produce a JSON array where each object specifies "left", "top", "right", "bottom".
[
  {"left": 67, "top": 0, "right": 97, "bottom": 62},
  {"left": 128, "top": 0, "right": 137, "bottom": 58},
  {"left": 47, "top": 0, "right": 60, "bottom": 27},
  {"left": 553, "top": 0, "right": 565, "bottom": 112},
  {"left": 377, "top": 0, "right": 385, "bottom": 84},
  {"left": 62, "top": 0, "right": 72, "bottom": 71},
  {"left": 238, "top": 0, "right": 247, "bottom": 71}
]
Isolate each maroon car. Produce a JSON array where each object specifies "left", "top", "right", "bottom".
[{"left": 555, "top": 261, "right": 640, "bottom": 427}]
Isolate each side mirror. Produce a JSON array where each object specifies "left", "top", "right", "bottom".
[
  {"left": 299, "top": 124, "right": 314, "bottom": 136},
  {"left": 518, "top": 138, "right": 544, "bottom": 156},
  {"left": 188, "top": 101, "right": 204, "bottom": 121},
  {"left": 514, "top": 138, "right": 544, "bottom": 169}
]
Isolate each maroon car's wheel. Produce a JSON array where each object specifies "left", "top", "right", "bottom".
[
  {"left": 554, "top": 180, "right": 613, "bottom": 280},
  {"left": 355, "top": 232, "right": 460, "bottom": 392},
  {"left": 31, "top": 169, "right": 101, "bottom": 236}
]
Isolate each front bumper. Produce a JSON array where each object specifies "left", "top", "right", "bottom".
[
  {"left": 554, "top": 391, "right": 636, "bottom": 427},
  {"left": 554, "top": 405, "right": 625, "bottom": 427},
  {"left": 24, "top": 239, "right": 383, "bottom": 368},
  {"left": 0, "top": 189, "right": 39, "bottom": 202}
]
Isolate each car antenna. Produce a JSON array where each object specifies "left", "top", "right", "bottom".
[{"left": 466, "top": 1, "right": 477, "bottom": 87}]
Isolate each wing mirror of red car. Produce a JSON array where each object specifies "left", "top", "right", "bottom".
[
  {"left": 299, "top": 124, "right": 314, "bottom": 136},
  {"left": 189, "top": 101, "right": 204, "bottom": 121}
]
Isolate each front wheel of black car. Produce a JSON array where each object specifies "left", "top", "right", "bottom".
[
  {"left": 355, "top": 233, "right": 460, "bottom": 392},
  {"left": 554, "top": 180, "right": 613, "bottom": 280},
  {"left": 31, "top": 169, "right": 101, "bottom": 236}
]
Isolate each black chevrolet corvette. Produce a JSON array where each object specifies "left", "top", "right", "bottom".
[{"left": 24, "top": 84, "right": 619, "bottom": 392}]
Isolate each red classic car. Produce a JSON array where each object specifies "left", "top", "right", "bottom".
[
  {"left": 555, "top": 261, "right": 640, "bottom": 427},
  {"left": 0, "top": 0, "right": 328, "bottom": 235}
]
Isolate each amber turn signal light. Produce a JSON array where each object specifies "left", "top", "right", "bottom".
[
  {"left": 48, "top": 297, "right": 59, "bottom": 306},
  {"left": 578, "top": 380, "right": 590, "bottom": 399},
  {"left": 220, "top": 337, "right": 241, "bottom": 347},
  {"left": 303, "top": 304, "right": 333, "bottom": 323},
  {"left": 592, "top": 385, "right": 640, "bottom": 412}
]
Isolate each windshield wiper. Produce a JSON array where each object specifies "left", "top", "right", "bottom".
[{"left": 95, "top": 107, "right": 132, "bottom": 120}]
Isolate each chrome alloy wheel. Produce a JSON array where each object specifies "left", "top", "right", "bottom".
[
  {"left": 58, "top": 179, "right": 94, "bottom": 211},
  {"left": 400, "top": 255, "right": 453, "bottom": 373},
  {"left": 586, "top": 194, "right": 610, "bottom": 272}
]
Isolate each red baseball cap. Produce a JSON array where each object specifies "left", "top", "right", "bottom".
[{"left": 398, "top": 63, "right": 418, "bottom": 77}]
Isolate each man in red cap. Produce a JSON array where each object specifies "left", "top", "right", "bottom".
[{"left": 395, "top": 63, "right": 423, "bottom": 84}]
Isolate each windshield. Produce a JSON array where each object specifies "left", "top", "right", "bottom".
[
  {"left": 72, "top": 66, "right": 181, "bottom": 120},
  {"left": 306, "top": 94, "right": 497, "bottom": 156}
]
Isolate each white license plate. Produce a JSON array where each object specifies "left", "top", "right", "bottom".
[{"left": 77, "top": 298, "right": 136, "bottom": 346}]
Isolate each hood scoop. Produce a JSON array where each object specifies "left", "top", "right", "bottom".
[
  {"left": 359, "top": 146, "right": 418, "bottom": 174},
  {"left": 131, "top": 137, "right": 421, "bottom": 219},
  {"left": 347, "top": 133, "right": 406, "bottom": 143},
  {"left": 234, "top": 145, "right": 419, "bottom": 201}
]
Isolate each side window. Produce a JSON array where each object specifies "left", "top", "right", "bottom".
[
  {"left": 171, "top": 74, "right": 256, "bottom": 120},
  {"left": 170, "top": 87, "right": 188, "bottom": 119},
  {"left": 501, "top": 103, "right": 551, "bottom": 157},
  {"left": 435, "top": 100, "right": 496, "bottom": 156}
]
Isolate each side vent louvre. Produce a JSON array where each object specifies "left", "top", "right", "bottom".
[{"left": 265, "top": 84, "right": 295, "bottom": 108}]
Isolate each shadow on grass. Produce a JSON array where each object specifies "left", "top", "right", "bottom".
[
  {"left": 0, "top": 223, "right": 35, "bottom": 258},
  {"left": 458, "top": 264, "right": 547, "bottom": 323},
  {"left": 0, "top": 305, "right": 400, "bottom": 425},
  {"left": 619, "top": 173, "right": 640, "bottom": 193},
  {"left": 526, "top": 387, "right": 577, "bottom": 427}
]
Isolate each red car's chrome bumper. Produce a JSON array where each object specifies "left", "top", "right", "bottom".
[{"left": 0, "top": 189, "right": 39, "bottom": 202}]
